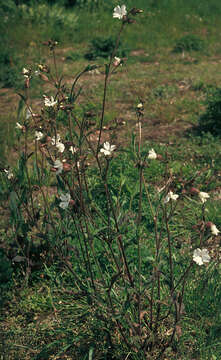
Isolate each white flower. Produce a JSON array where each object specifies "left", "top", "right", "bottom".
[
  {"left": 15, "top": 122, "right": 23, "bottom": 130},
  {"left": 137, "top": 103, "right": 143, "bottom": 109},
  {"left": 113, "top": 5, "right": 127, "bottom": 19},
  {"left": 198, "top": 191, "right": 210, "bottom": 203},
  {"left": 4, "top": 169, "right": 13, "bottom": 179},
  {"left": 164, "top": 191, "right": 179, "bottom": 203},
  {"left": 44, "top": 95, "right": 57, "bottom": 107},
  {"left": 35, "top": 131, "right": 44, "bottom": 141},
  {"left": 100, "top": 142, "right": 116, "bottom": 156},
  {"left": 193, "top": 248, "right": 211, "bottom": 266},
  {"left": 53, "top": 160, "right": 63, "bottom": 175},
  {"left": 59, "top": 192, "right": 71, "bottom": 209},
  {"left": 148, "top": 148, "right": 157, "bottom": 160},
  {"left": 211, "top": 224, "right": 220, "bottom": 236}
]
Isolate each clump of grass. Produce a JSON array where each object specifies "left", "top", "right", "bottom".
[
  {"left": 198, "top": 86, "right": 221, "bottom": 135},
  {"left": 15, "top": 2, "right": 78, "bottom": 41},
  {"left": 173, "top": 34, "right": 205, "bottom": 53},
  {"left": 85, "top": 35, "right": 128, "bottom": 60}
]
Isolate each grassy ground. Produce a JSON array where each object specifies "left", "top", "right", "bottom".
[{"left": 0, "top": 1, "right": 221, "bottom": 359}]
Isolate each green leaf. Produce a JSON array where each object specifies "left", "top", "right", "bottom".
[
  {"left": 89, "top": 347, "right": 94, "bottom": 360},
  {"left": 16, "top": 95, "right": 26, "bottom": 121},
  {"left": 9, "top": 191, "right": 19, "bottom": 213}
]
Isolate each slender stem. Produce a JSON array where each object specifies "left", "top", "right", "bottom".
[
  {"left": 52, "top": 48, "right": 59, "bottom": 84},
  {"left": 137, "top": 166, "right": 143, "bottom": 336},
  {"left": 97, "top": 22, "right": 125, "bottom": 154},
  {"left": 164, "top": 206, "right": 174, "bottom": 292}
]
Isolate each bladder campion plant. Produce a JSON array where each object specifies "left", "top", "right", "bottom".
[{"left": 1, "top": 4, "right": 219, "bottom": 359}]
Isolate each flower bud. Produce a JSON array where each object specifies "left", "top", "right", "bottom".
[
  {"left": 205, "top": 221, "right": 213, "bottom": 229},
  {"left": 63, "top": 163, "right": 71, "bottom": 172},
  {"left": 46, "top": 136, "right": 52, "bottom": 143},
  {"left": 189, "top": 187, "right": 199, "bottom": 195},
  {"left": 25, "top": 78, "right": 30, "bottom": 88},
  {"left": 130, "top": 8, "right": 143, "bottom": 16},
  {"left": 39, "top": 73, "right": 49, "bottom": 82},
  {"left": 51, "top": 167, "right": 57, "bottom": 173},
  {"left": 126, "top": 18, "right": 136, "bottom": 24}
]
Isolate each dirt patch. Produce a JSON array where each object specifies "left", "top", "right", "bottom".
[{"left": 0, "top": 88, "right": 19, "bottom": 114}]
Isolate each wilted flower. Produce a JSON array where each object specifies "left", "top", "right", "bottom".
[
  {"left": 208, "top": 223, "right": 220, "bottom": 236},
  {"left": 51, "top": 135, "right": 65, "bottom": 153},
  {"left": 100, "top": 142, "right": 116, "bottom": 156},
  {"left": 44, "top": 95, "right": 57, "bottom": 107},
  {"left": 88, "top": 69, "right": 100, "bottom": 75},
  {"left": 113, "top": 5, "right": 127, "bottom": 19},
  {"left": 69, "top": 146, "right": 77, "bottom": 154},
  {"left": 15, "top": 122, "right": 23, "bottom": 130},
  {"left": 113, "top": 56, "right": 121, "bottom": 67},
  {"left": 26, "top": 108, "right": 32, "bottom": 119},
  {"left": 51, "top": 135, "right": 61, "bottom": 145},
  {"left": 164, "top": 191, "right": 179, "bottom": 203},
  {"left": 193, "top": 248, "right": 210, "bottom": 266},
  {"left": 56, "top": 142, "right": 65, "bottom": 153},
  {"left": 53, "top": 159, "right": 63, "bottom": 175},
  {"left": 199, "top": 191, "right": 210, "bottom": 203},
  {"left": 35, "top": 131, "right": 44, "bottom": 141},
  {"left": 148, "top": 148, "right": 157, "bottom": 160},
  {"left": 59, "top": 192, "right": 71, "bottom": 209},
  {"left": 4, "top": 169, "right": 13, "bottom": 179}
]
